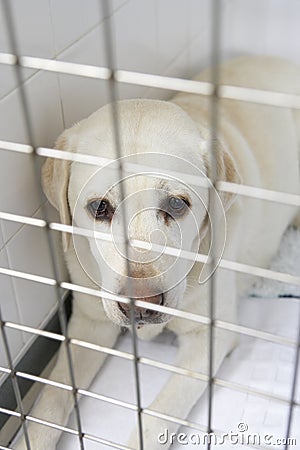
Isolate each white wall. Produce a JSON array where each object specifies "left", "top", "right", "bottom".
[{"left": 0, "top": 0, "right": 300, "bottom": 370}]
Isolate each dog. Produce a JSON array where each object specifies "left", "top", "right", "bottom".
[{"left": 15, "top": 56, "right": 300, "bottom": 449}]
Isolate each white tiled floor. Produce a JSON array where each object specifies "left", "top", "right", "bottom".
[
  {"left": 1, "top": 0, "right": 300, "bottom": 403},
  {"left": 56, "top": 296, "right": 300, "bottom": 450}
]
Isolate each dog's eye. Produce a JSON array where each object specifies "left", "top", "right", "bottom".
[
  {"left": 87, "top": 199, "right": 114, "bottom": 221},
  {"left": 159, "top": 196, "right": 190, "bottom": 224},
  {"left": 169, "top": 196, "right": 185, "bottom": 211},
  {"left": 168, "top": 196, "right": 189, "bottom": 215}
]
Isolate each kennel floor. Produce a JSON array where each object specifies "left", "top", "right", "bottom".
[{"left": 55, "top": 295, "right": 300, "bottom": 449}]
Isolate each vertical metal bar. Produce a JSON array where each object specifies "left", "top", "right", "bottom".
[
  {"left": 0, "top": 309, "right": 31, "bottom": 450},
  {"left": 2, "top": 2, "right": 85, "bottom": 448},
  {"left": 100, "top": 1, "right": 144, "bottom": 448},
  {"left": 284, "top": 304, "right": 300, "bottom": 449},
  {"left": 207, "top": 0, "right": 222, "bottom": 448}
]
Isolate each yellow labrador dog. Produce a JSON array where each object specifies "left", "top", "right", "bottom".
[{"left": 16, "top": 57, "right": 300, "bottom": 449}]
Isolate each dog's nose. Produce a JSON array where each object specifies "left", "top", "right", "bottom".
[{"left": 117, "top": 294, "right": 163, "bottom": 321}]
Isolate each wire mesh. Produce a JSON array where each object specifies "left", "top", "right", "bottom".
[
  {"left": 100, "top": 1, "right": 144, "bottom": 447},
  {"left": 0, "top": 0, "right": 299, "bottom": 449},
  {"left": 206, "top": 1, "right": 223, "bottom": 447},
  {"left": 1, "top": 2, "right": 86, "bottom": 449}
]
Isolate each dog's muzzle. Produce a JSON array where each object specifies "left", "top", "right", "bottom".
[{"left": 117, "top": 293, "right": 164, "bottom": 325}]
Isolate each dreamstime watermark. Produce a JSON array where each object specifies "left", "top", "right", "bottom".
[{"left": 157, "top": 423, "right": 297, "bottom": 446}]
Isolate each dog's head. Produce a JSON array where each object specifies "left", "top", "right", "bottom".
[{"left": 42, "top": 99, "right": 240, "bottom": 328}]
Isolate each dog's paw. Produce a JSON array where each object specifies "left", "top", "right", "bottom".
[
  {"left": 13, "top": 437, "right": 29, "bottom": 450},
  {"left": 13, "top": 434, "right": 30, "bottom": 450},
  {"left": 127, "top": 417, "right": 172, "bottom": 450},
  {"left": 13, "top": 434, "right": 55, "bottom": 450}
]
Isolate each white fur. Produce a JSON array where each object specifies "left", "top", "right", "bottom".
[{"left": 15, "top": 56, "right": 300, "bottom": 450}]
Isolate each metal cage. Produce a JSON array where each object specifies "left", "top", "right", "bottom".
[{"left": 0, "top": 1, "right": 299, "bottom": 449}]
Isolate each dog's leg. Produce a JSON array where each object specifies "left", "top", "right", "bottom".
[
  {"left": 128, "top": 324, "right": 237, "bottom": 449},
  {"left": 14, "top": 303, "right": 120, "bottom": 450},
  {"left": 128, "top": 264, "right": 238, "bottom": 450}
]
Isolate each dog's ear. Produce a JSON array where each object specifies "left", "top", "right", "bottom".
[
  {"left": 198, "top": 142, "right": 241, "bottom": 283},
  {"left": 42, "top": 131, "right": 72, "bottom": 252},
  {"left": 204, "top": 141, "right": 242, "bottom": 212},
  {"left": 216, "top": 145, "right": 241, "bottom": 211}
]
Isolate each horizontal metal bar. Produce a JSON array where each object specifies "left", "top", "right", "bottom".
[
  {"left": 0, "top": 140, "right": 33, "bottom": 154},
  {"left": 142, "top": 408, "right": 288, "bottom": 450},
  {"left": 1, "top": 230, "right": 300, "bottom": 288},
  {"left": 70, "top": 338, "right": 134, "bottom": 361},
  {"left": 4, "top": 321, "right": 65, "bottom": 341},
  {"left": 1, "top": 207, "right": 300, "bottom": 287},
  {"left": 0, "top": 321, "right": 136, "bottom": 361},
  {"left": 0, "top": 366, "right": 137, "bottom": 411},
  {"left": 20, "top": 56, "right": 112, "bottom": 80},
  {"left": 30, "top": 417, "right": 132, "bottom": 450},
  {"left": 116, "top": 69, "right": 213, "bottom": 95},
  {"left": 27, "top": 415, "right": 78, "bottom": 435},
  {"left": 0, "top": 212, "right": 46, "bottom": 228},
  {"left": 218, "top": 181, "right": 300, "bottom": 207},
  {"left": 0, "top": 407, "right": 133, "bottom": 450},
  {"left": 3, "top": 208, "right": 298, "bottom": 289},
  {"left": 60, "top": 282, "right": 131, "bottom": 304},
  {"left": 0, "top": 52, "right": 17, "bottom": 65},
  {"left": 1, "top": 208, "right": 300, "bottom": 287},
  {"left": 0, "top": 404, "right": 286, "bottom": 450},
  {"left": 36, "top": 146, "right": 112, "bottom": 167},
  {"left": 0, "top": 367, "right": 11, "bottom": 375},
  {"left": 77, "top": 389, "right": 138, "bottom": 412},
  {"left": 0, "top": 407, "right": 21, "bottom": 418},
  {"left": 1, "top": 141, "right": 300, "bottom": 207},
  {"left": 0, "top": 268, "right": 299, "bottom": 346},
  {"left": 219, "top": 258, "right": 300, "bottom": 286},
  {"left": 62, "top": 238, "right": 299, "bottom": 286},
  {"left": 139, "top": 357, "right": 209, "bottom": 382},
  {"left": 62, "top": 281, "right": 211, "bottom": 325},
  {"left": 140, "top": 357, "right": 300, "bottom": 406},
  {"left": 82, "top": 433, "right": 134, "bottom": 450},
  {"left": 116, "top": 69, "right": 300, "bottom": 110},
  {"left": 214, "top": 319, "right": 296, "bottom": 346},
  {"left": 16, "top": 372, "right": 73, "bottom": 392},
  {"left": 219, "top": 83, "right": 300, "bottom": 109},
  {"left": 32, "top": 146, "right": 300, "bottom": 208},
  {"left": 0, "top": 366, "right": 136, "bottom": 411},
  {"left": 145, "top": 407, "right": 207, "bottom": 433},
  {"left": 1, "top": 53, "right": 300, "bottom": 110},
  {"left": 0, "top": 267, "right": 56, "bottom": 286},
  {"left": 213, "top": 377, "right": 296, "bottom": 406},
  {"left": 51, "top": 225, "right": 209, "bottom": 265},
  {"left": 142, "top": 410, "right": 241, "bottom": 450},
  {"left": 1, "top": 332, "right": 299, "bottom": 408}
]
